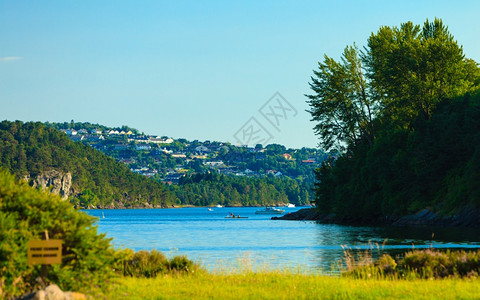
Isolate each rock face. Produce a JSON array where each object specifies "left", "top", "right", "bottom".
[
  {"left": 272, "top": 208, "right": 329, "bottom": 221},
  {"left": 20, "top": 284, "right": 86, "bottom": 300},
  {"left": 391, "top": 207, "right": 480, "bottom": 227},
  {"left": 27, "top": 170, "right": 73, "bottom": 199}
]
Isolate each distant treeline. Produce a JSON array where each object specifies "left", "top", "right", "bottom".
[{"left": 170, "top": 172, "right": 311, "bottom": 206}]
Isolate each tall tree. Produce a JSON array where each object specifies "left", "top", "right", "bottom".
[
  {"left": 306, "top": 18, "right": 480, "bottom": 223},
  {"left": 306, "top": 44, "right": 377, "bottom": 152},
  {"left": 365, "top": 18, "right": 479, "bottom": 129}
]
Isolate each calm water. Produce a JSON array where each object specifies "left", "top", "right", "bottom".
[{"left": 84, "top": 207, "right": 480, "bottom": 271}]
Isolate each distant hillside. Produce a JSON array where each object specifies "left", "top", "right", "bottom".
[
  {"left": 47, "top": 121, "right": 324, "bottom": 206},
  {"left": 0, "top": 121, "right": 176, "bottom": 208}
]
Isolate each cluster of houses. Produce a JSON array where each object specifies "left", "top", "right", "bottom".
[{"left": 61, "top": 127, "right": 320, "bottom": 185}]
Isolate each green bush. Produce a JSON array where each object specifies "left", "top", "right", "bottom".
[
  {"left": 124, "top": 250, "right": 168, "bottom": 277},
  {"left": 376, "top": 254, "right": 397, "bottom": 274},
  {"left": 401, "top": 249, "right": 452, "bottom": 278},
  {"left": 345, "top": 249, "right": 480, "bottom": 279},
  {"left": 168, "top": 255, "right": 195, "bottom": 273},
  {"left": 117, "top": 249, "right": 200, "bottom": 278},
  {"left": 0, "top": 168, "right": 116, "bottom": 298},
  {"left": 400, "top": 249, "right": 480, "bottom": 278}
]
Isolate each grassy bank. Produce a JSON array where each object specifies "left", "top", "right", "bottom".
[
  {"left": 99, "top": 249, "right": 480, "bottom": 299},
  {"left": 105, "top": 272, "right": 480, "bottom": 299}
]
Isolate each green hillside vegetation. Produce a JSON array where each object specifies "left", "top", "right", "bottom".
[
  {"left": 171, "top": 172, "right": 312, "bottom": 206},
  {"left": 307, "top": 19, "right": 480, "bottom": 224},
  {"left": 46, "top": 121, "right": 321, "bottom": 207},
  {"left": 0, "top": 121, "right": 175, "bottom": 208},
  {"left": 0, "top": 120, "right": 315, "bottom": 208}
]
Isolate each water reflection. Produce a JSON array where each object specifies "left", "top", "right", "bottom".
[{"left": 312, "top": 224, "right": 480, "bottom": 270}]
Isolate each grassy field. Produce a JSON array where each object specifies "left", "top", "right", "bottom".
[{"left": 102, "top": 271, "right": 480, "bottom": 300}]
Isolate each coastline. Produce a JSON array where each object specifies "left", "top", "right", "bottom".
[
  {"left": 272, "top": 207, "right": 480, "bottom": 228},
  {"left": 79, "top": 204, "right": 297, "bottom": 209}
]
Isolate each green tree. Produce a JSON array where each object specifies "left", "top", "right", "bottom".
[
  {"left": 365, "top": 18, "right": 479, "bottom": 129},
  {"left": 306, "top": 19, "right": 480, "bottom": 223},
  {"left": 306, "top": 44, "right": 377, "bottom": 152}
]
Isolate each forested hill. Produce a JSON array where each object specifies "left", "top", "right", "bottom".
[
  {"left": 314, "top": 92, "right": 480, "bottom": 224},
  {"left": 306, "top": 19, "right": 480, "bottom": 226},
  {"left": 0, "top": 121, "right": 176, "bottom": 208},
  {"left": 0, "top": 120, "right": 319, "bottom": 208}
]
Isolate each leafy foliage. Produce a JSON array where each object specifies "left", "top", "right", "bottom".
[
  {"left": 306, "top": 44, "right": 378, "bottom": 152},
  {"left": 0, "top": 169, "right": 116, "bottom": 298},
  {"left": 366, "top": 19, "right": 479, "bottom": 129}
]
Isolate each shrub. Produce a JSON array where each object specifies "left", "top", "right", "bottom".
[
  {"left": 401, "top": 249, "right": 480, "bottom": 278},
  {"left": 344, "top": 249, "right": 480, "bottom": 279},
  {"left": 401, "top": 249, "right": 452, "bottom": 278},
  {"left": 123, "top": 250, "right": 168, "bottom": 278},
  {"left": 376, "top": 254, "right": 397, "bottom": 274},
  {"left": 117, "top": 250, "right": 200, "bottom": 278},
  {"left": 0, "top": 169, "right": 116, "bottom": 298},
  {"left": 168, "top": 255, "right": 195, "bottom": 273}
]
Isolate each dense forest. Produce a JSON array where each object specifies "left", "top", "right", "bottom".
[
  {"left": 307, "top": 19, "right": 480, "bottom": 224},
  {"left": 0, "top": 121, "right": 175, "bottom": 208},
  {"left": 170, "top": 172, "right": 311, "bottom": 207}
]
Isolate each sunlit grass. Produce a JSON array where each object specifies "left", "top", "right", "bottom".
[
  {"left": 106, "top": 272, "right": 480, "bottom": 300},
  {"left": 100, "top": 253, "right": 480, "bottom": 300},
  {"left": 93, "top": 248, "right": 480, "bottom": 299}
]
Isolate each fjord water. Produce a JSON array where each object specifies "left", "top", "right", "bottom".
[{"left": 85, "top": 207, "right": 480, "bottom": 271}]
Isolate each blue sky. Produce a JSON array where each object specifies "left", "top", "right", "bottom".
[{"left": 1, "top": 1, "right": 479, "bottom": 148}]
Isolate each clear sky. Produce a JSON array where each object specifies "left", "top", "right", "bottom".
[{"left": 1, "top": 1, "right": 479, "bottom": 149}]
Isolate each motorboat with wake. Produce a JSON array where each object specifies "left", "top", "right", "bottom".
[{"left": 255, "top": 206, "right": 285, "bottom": 214}]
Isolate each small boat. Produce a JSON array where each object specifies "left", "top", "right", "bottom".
[
  {"left": 255, "top": 207, "right": 285, "bottom": 214},
  {"left": 225, "top": 215, "right": 248, "bottom": 219},
  {"left": 208, "top": 208, "right": 213, "bottom": 211},
  {"left": 225, "top": 213, "right": 248, "bottom": 219},
  {"left": 216, "top": 204, "right": 223, "bottom": 208},
  {"left": 286, "top": 203, "right": 295, "bottom": 208}
]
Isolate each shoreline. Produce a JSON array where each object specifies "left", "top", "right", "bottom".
[
  {"left": 272, "top": 207, "right": 480, "bottom": 228},
  {"left": 80, "top": 204, "right": 310, "bottom": 209}
]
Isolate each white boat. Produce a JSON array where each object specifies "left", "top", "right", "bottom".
[
  {"left": 286, "top": 203, "right": 295, "bottom": 208},
  {"left": 216, "top": 204, "right": 223, "bottom": 208},
  {"left": 255, "top": 207, "right": 285, "bottom": 214},
  {"left": 208, "top": 208, "right": 213, "bottom": 211}
]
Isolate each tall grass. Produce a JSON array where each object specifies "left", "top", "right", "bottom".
[
  {"left": 106, "top": 271, "right": 480, "bottom": 300},
  {"left": 97, "top": 248, "right": 480, "bottom": 299},
  {"left": 342, "top": 246, "right": 480, "bottom": 280}
]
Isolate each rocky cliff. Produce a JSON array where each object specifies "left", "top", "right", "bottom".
[{"left": 25, "top": 169, "right": 73, "bottom": 199}]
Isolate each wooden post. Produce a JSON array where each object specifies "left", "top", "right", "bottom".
[{"left": 42, "top": 230, "right": 49, "bottom": 288}]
